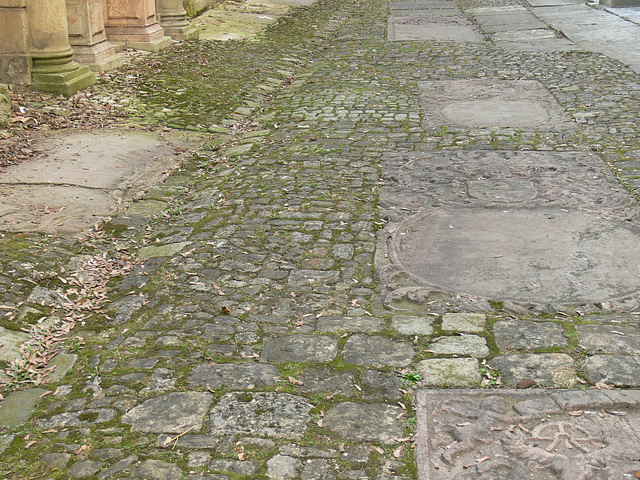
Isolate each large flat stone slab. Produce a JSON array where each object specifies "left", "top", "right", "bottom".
[
  {"left": 0, "top": 129, "right": 182, "bottom": 235},
  {"left": 419, "top": 79, "right": 574, "bottom": 129},
  {"left": 379, "top": 150, "right": 640, "bottom": 311},
  {"left": 388, "top": 16, "right": 483, "bottom": 42},
  {"left": 416, "top": 389, "right": 640, "bottom": 479}
]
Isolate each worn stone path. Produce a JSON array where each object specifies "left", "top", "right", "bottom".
[{"left": 2, "top": 0, "right": 640, "bottom": 478}]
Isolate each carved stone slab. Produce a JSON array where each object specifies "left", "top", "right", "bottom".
[
  {"left": 419, "top": 79, "right": 574, "bottom": 128},
  {"left": 416, "top": 389, "right": 640, "bottom": 479},
  {"left": 378, "top": 150, "right": 640, "bottom": 312}
]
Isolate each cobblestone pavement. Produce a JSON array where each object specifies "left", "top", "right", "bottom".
[{"left": 3, "top": 0, "right": 640, "bottom": 478}]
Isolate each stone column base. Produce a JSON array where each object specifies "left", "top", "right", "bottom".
[
  {"left": 105, "top": 23, "right": 172, "bottom": 52},
  {"left": 72, "top": 40, "right": 124, "bottom": 72},
  {"left": 31, "top": 53, "right": 95, "bottom": 97},
  {"left": 160, "top": 18, "right": 199, "bottom": 40}
]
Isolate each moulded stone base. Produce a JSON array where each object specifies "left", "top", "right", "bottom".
[
  {"left": 105, "top": 23, "right": 172, "bottom": 51},
  {"left": 32, "top": 62, "right": 95, "bottom": 97},
  {"left": 162, "top": 23, "right": 199, "bottom": 40},
  {"left": 71, "top": 40, "right": 124, "bottom": 72},
  {"left": 126, "top": 36, "right": 173, "bottom": 52}
]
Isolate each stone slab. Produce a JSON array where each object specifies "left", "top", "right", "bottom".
[
  {"left": 209, "top": 392, "right": 312, "bottom": 438},
  {"left": 419, "top": 79, "right": 574, "bottom": 129},
  {"left": 583, "top": 355, "right": 640, "bottom": 386},
  {"left": 0, "top": 388, "right": 48, "bottom": 428},
  {"left": 0, "top": 326, "right": 29, "bottom": 363},
  {"left": 428, "top": 334, "right": 489, "bottom": 358},
  {"left": 577, "top": 324, "right": 640, "bottom": 355},
  {"left": 416, "top": 389, "right": 640, "bottom": 479},
  {"left": 0, "top": 129, "right": 182, "bottom": 235},
  {"left": 187, "top": 362, "right": 281, "bottom": 389},
  {"left": 380, "top": 150, "right": 640, "bottom": 310},
  {"left": 388, "top": 16, "right": 484, "bottom": 42},
  {"left": 441, "top": 313, "right": 486, "bottom": 333},
  {"left": 416, "top": 358, "right": 480, "bottom": 386},
  {"left": 391, "top": 315, "right": 434, "bottom": 335},
  {"left": 260, "top": 334, "right": 338, "bottom": 363},
  {"left": 341, "top": 334, "right": 415, "bottom": 367},
  {"left": 121, "top": 392, "right": 213, "bottom": 433},
  {"left": 493, "top": 319, "right": 568, "bottom": 350},
  {"left": 323, "top": 402, "right": 404, "bottom": 444},
  {"left": 488, "top": 353, "right": 577, "bottom": 387},
  {"left": 531, "top": 3, "right": 640, "bottom": 73}
]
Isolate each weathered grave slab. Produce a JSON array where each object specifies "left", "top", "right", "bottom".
[
  {"left": 0, "top": 129, "right": 184, "bottom": 235},
  {"left": 419, "top": 79, "right": 573, "bottom": 129},
  {"left": 378, "top": 150, "right": 640, "bottom": 312},
  {"left": 388, "top": 16, "right": 483, "bottom": 42},
  {"left": 416, "top": 389, "right": 640, "bottom": 479}
]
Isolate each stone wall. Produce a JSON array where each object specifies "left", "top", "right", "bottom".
[{"left": 0, "top": 84, "right": 10, "bottom": 127}]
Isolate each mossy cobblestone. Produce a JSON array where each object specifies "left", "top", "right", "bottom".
[{"left": 2, "top": 0, "right": 640, "bottom": 477}]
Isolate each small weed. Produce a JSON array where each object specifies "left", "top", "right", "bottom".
[{"left": 400, "top": 371, "right": 422, "bottom": 387}]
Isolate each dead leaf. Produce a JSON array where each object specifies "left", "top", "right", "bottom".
[
  {"left": 371, "top": 446, "right": 384, "bottom": 455},
  {"left": 288, "top": 376, "right": 304, "bottom": 386},
  {"left": 238, "top": 452, "right": 245, "bottom": 461},
  {"left": 595, "top": 382, "right": 614, "bottom": 390},
  {"left": 24, "top": 441, "right": 37, "bottom": 450},
  {"left": 598, "top": 409, "right": 605, "bottom": 418},
  {"left": 569, "top": 410, "right": 584, "bottom": 417},
  {"left": 393, "top": 445, "right": 404, "bottom": 458},
  {"left": 75, "top": 444, "right": 89, "bottom": 455}
]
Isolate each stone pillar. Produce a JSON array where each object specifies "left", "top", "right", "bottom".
[
  {"left": 0, "top": 0, "right": 31, "bottom": 85},
  {"left": 66, "top": 0, "right": 123, "bottom": 71},
  {"left": 182, "top": 0, "right": 208, "bottom": 18},
  {"left": 28, "top": 0, "right": 95, "bottom": 96},
  {"left": 156, "top": 0, "right": 199, "bottom": 40},
  {"left": 103, "top": 0, "right": 172, "bottom": 52}
]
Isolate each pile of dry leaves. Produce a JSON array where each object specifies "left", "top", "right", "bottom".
[{"left": 1, "top": 247, "right": 137, "bottom": 389}]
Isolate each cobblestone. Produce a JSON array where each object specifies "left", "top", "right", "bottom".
[{"left": 3, "top": 0, "right": 640, "bottom": 477}]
